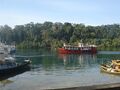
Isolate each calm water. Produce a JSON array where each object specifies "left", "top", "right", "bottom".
[{"left": 1, "top": 49, "right": 120, "bottom": 90}]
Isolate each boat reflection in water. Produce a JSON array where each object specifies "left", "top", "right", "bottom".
[{"left": 58, "top": 54, "right": 98, "bottom": 70}]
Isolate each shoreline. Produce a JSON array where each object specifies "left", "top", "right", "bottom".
[{"left": 50, "top": 83, "right": 120, "bottom": 90}]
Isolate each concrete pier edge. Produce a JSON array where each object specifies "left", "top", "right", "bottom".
[{"left": 48, "top": 83, "right": 120, "bottom": 90}]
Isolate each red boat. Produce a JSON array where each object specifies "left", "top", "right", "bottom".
[{"left": 58, "top": 43, "right": 97, "bottom": 54}]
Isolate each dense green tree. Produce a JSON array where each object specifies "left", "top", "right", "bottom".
[{"left": 0, "top": 22, "right": 120, "bottom": 49}]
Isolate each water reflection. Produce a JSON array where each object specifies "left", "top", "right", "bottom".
[
  {"left": 1, "top": 50, "right": 120, "bottom": 90},
  {"left": 31, "top": 54, "right": 102, "bottom": 72},
  {"left": 58, "top": 54, "right": 98, "bottom": 70},
  {"left": 0, "top": 79, "right": 13, "bottom": 87},
  {"left": 17, "top": 50, "right": 120, "bottom": 73},
  {"left": 0, "top": 66, "right": 30, "bottom": 88},
  {"left": 31, "top": 52, "right": 120, "bottom": 73}
]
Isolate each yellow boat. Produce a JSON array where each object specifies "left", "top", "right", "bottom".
[
  {"left": 112, "top": 60, "right": 120, "bottom": 66},
  {"left": 100, "top": 60, "right": 120, "bottom": 75},
  {"left": 100, "top": 64, "right": 120, "bottom": 75}
]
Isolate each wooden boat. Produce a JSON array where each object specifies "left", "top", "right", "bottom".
[
  {"left": 0, "top": 57, "right": 31, "bottom": 75},
  {"left": 100, "top": 64, "right": 120, "bottom": 75},
  {"left": 100, "top": 60, "right": 120, "bottom": 75},
  {"left": 112, "top": 60, "right": 120, "bottom": 66},
  {"left": 58, "top": 43, "right": 97, "bottom": 54}
]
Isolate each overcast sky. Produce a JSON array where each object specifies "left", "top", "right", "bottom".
[{"left": 0, "top": 0, "right": 120, "bottom": 27}]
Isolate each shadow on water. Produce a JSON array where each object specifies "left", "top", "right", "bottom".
[
  {"left": 0, "top": 67, "right": 30, "bottom": 87},
  {"left": 0, "top": 67, "right": 30, "bottom": 81}
]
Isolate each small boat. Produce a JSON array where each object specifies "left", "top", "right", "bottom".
[
  {"left": 58, "top": 43, "right": 97, "bottom": 54},
  {"left": 0, "top": 57, "right": 31, "bottom": 75},
  {"left": 100, "top": 60, "right": 120, "bottom": 75}
]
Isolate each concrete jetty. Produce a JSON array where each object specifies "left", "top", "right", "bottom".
[{"left": 50, "top": 83, "right": 120, "bottom": 90}]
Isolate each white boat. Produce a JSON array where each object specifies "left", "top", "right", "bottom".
[
  {"left": 5, "top": 45, "right": 16, "bottom": 54},
  {"left": 0, "top": 47, "right": 5, "bottom": 54},
  {"left": 0, "top": 42, "right": 16, "bottom": 54},
  {"left": 4, "top": 56, "right": 15, "bottom": 61}
]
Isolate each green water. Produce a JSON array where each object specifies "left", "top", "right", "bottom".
[{"left": 1, "top": 49, "right": 120, "bottom": 90}]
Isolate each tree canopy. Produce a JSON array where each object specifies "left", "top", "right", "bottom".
[{"left": 0, "top": 22, "right": 120, "bottom": 49}]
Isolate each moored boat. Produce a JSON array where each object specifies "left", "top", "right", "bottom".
[
  {"left": 58, "top": 43, "right": 97, "bottom": 54},
  {"left": 100, "top": 60, "right": 120, "bottom": 75},
  {"left": 4, "top": 44, "right": 16, "bottom": 54},
  {"left": 0, "top": 43, "right": 5, "bottom": 54},
  {"left": 0, "top": 47, "right": 5, "bottom": 54},
  {"left": 0, "top": 57, "right": 31, "bottom": 75},
  {"left": 0, "top": 42, "right": 16, "bottom": 54}
]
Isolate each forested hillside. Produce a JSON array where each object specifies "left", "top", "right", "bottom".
[{"left": 0, "top": 22, "right": 120, "bottom": 49}]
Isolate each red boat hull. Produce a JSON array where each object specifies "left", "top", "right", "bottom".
[{"left": 58, "top": 47, "right": 97, "bottom": 54}]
